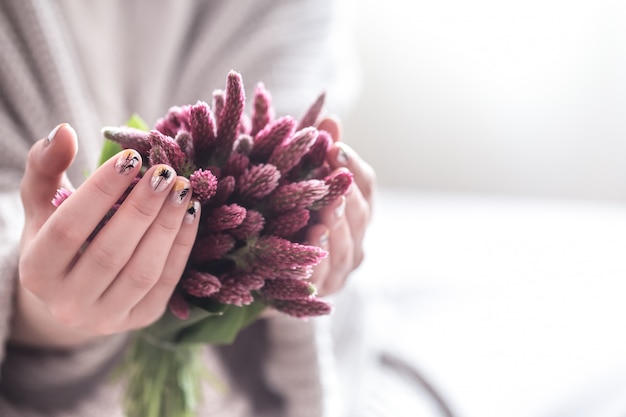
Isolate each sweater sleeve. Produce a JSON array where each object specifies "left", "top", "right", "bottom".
[{"left": 0, "top": 1, "right": 130, "bottom": 414}]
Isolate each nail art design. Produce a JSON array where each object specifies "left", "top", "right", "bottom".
[
  {"left": 171, "top": 179, "right": 191, "bottom": 204},
  {"left": 151, "top": 165, "right": 175, "bottom": 192},
  {"left": 319, "top": 229, "right": 330, "bottom": 248},
  {"left": 115, "top": 150, "right": 141, "bottom": 175},
  {"left": 46, "top": 123, "right": 69, "bottom": 146},
  {"left": 185, "top": 200, "right": 200, "bottom": 224},
  {"left": 336, "top": 143, "right": 349, "bottom": 165}
]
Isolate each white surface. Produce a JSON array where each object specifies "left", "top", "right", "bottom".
[
  {"left": 343, "top": 1, "right": 626, "bottom": 201},
  {"left": 352, "top": 189, "right": 626, "bottom": 417}
]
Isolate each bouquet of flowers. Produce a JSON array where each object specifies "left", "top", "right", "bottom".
[{"left": 63, "top": 70, "right": 352, "bottom": 417}]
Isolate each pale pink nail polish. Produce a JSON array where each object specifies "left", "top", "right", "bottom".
[
  {"left": 46, "top": 123, "right": 70, "bottom": 146},
  {"left": 115, "top": 150, "right": 141, "bottom": 175},
  {"left": 151, "top": 165, "right": 176, "bottom": 192},
  {"left": 319, "top": 229, "right": 330, "bottom": 248},
  {"left": 336, "top": 143, "right": 349, "bottom": 166}
]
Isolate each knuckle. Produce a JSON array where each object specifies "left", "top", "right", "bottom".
[
  {"left": 126, "top": 265, "right": 160, "bottom": 291},
  {"left": 126, "top": 198, "right": 160, "bottom": 223},
  {"left": 89, "top": 241, "right": 122, "bottom": 271},
  {"left": 47, "top": 214, "right": 84, "bottom": 246}
]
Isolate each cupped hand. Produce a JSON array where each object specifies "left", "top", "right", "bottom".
[
  {"left": 14, "top": 124, "right": 200, "bottom": 348},
  {"left": 307, "top": 117, "right": 375, "bottom": 296}
]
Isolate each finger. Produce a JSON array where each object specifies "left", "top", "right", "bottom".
[
  {"left": 128, "top": 199, "right": 201, "bottom": 329},
  {"left": 312, "top": 196, "right": 354, "bottom": 295},
  {"left": 327, "top": 142, "right": 376, "bottom": 205},
  {"left": 20, "top": 124, "right": 77, "bottom": 222},
  {"left": 20, "top": 149, "right": 143, "bottom": 295},
  {"left": 99, "top": 178, "right": 194, "bottom": 319},
  {"left": 65, "top": 164, "right": 177, "bottom": 305},
  {"left": 317, "top": 116, "right": 342, "bottom": 142},
  {"left": 343, "top": 185, "right": 369, "bottom": 270},
  {"left": 306, "top": 223, "right": 331, "bottom": 293}
]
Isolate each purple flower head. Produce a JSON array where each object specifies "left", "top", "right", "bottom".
[
  {"left": 250, "top": 116, "right": 296, "bottom": 162},
  {"left": 148, "top": 130, "right": 186, "bottom": 172},
  {"left": 297, "top": 92, "right": 325, "bottom": 131},
  {"left": 101, "top": 126, "right": 152, "bottom": 156},
  {"left": 261, "top": 278, "right": 317, "bottom": 300},
  {"left": 250, "top": 82, "right": 274, "bottom": 137},
  {"left": 189, "top": 169, "right": 218, "bottom": 204},
  {"left": 168, "top": 290, "right": 190, "bottom": 320},
  {"left": 254, "top": 263, "right": 315, "bottom": 281},
  {"left": 268, "top": 127, "right": 318, "bottom": 174},
  {"left": 233, "top": 134, "right": 253, "bottom": 156},
  {"left": 211, "top": 175, "right": 235, "bottom": 206},
  {"left": 266, "top": 179, "right": 329, "bottom": 213},
  {"left": 253, "top": 235, "right": 327, "bottom": 269},
  {"left": 289, "top": 129, "right": 332, "bottom": 180},
  {"left": 272, "top": 298, "right": 332, "bottom": 318},
  {"left": 231, "top": 210, "right": 265, "bottom": 240},
  {"left": 205, "top": 204, "right": 247, "bottom": 232},
  {"left": 265, "top": 208, "right": 310, "bottom": 238},
  {"left": 52, "top": 187, "right": 73, "bottom": 207},
  {"left": 223, "top": 151, "right": 250, "bottom": 179},
  {"left": 211, "top": 276, "right": 254, "bottom": 306},
  {"left": 190, "top": 233, "right": 236, "bottom": 264},
  {"left": 189, "top": 101, "right": 217, "bottom": 166},
  {"left": 215, "top": 71, "right": 245, "bottom": 164},
  {"left": 312, "top": 170, "right": 354, "bottom": 209},
  {"left": 181, "top": 270, "right": 221, "bottom": 298},
  {"left": 212, "top": 90, "right": 225, "bottom": 126},
  {"left": 237, "top": 164, "right": 281, "bottom": 201},
  {"left": 155, "top": 105, "right": 192, "bottom": 138}
]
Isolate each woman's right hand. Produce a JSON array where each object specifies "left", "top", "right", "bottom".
[{"left": 13, "top": 124, "right": 200, "bottom": 349}]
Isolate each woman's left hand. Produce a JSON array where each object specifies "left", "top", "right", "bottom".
[{"left": 307, "top": 116, "right": 376, "bottom": 296}]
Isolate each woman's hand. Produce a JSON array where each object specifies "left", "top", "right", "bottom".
[
  {"left": 307, "top": 117, "right": 376, "bottom": 296},
  {"left": 13, "top": 124, "right": 200, "bottom": 348}
]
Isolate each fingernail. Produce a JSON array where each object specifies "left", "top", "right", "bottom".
[
  {"left": 184, "top": 200, "right": 200, "bottom": 224},
  {"left": 336, "top": 143, "right": 349, "bottom": 165},
  {"left": 46, "top": 123, "right": 70, "bottom": 146},
  {"left": 115, "top": 150, "right": 141, "bottom": 175},
  {"left": 170, "top": 179, "right": 191, "bottom": 204},
  {"left": 319, "top": 229, "right": 330, "bottom": 248},
  {"left": 334, "top": 196, "right": 346, "bottom": 219},
  {"left": 151, "top": 165, "right": 176, "bottom": 192}
]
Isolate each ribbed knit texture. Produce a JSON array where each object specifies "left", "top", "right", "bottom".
[{"left": 0, "top": 0, "right": 359, "bottom": 415}]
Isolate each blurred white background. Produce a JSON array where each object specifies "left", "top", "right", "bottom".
[
  {"left": 337, "top": 2, "right": 626, "bottom": 416},
  {"left": 343, "top": 0, "right": 626, "bottom": 201}
]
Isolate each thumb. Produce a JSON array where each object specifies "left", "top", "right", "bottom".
[{"left": 20, "top": 123, "right": 78, "bottom": 222}]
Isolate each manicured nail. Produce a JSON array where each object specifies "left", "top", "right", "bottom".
[
  {"left": 334, "top": 196, "right": 346, "bottom": 218},
  {"left": 319, "top": 229, "right": 330, "bottom": 248},
  {"left": 170, "top": 179, "right": 191, "bottom": 204},
  {"left": 151, "top": 165, "right": 176, "bottom": 192},
  {"left": 46, "top": 123, "right": 70, "bottom": 146},
  {"left": 336, "top": 143, "right": 349, "bottom": 165},
  {"left": 184, "top": 200, "right": 200, "bottom": 224},
  {"left": 115, "top": 149, "right": 141, "bottom": 175}
]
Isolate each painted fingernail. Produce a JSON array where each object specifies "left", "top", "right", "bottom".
[
  {"left": 334, "top": 196, "right": 346, "bottom": 219},
  {"left": 115, "top": 149, "right": 141, "bottom": 175},
  {"left": 151, "top": 165, "right": 176, "bottom": 192},
  {"left": 319, "top": 229, "right": 330, "bottom": 248},
  {"left": 184, "top": 200, "right": 200, "bottom": 224},
  {"left": 46, "top": 123, "right": 70, "bottom": 146},
  {"left": 170, "top": 179, "right": 191, "bottom": 204},
  {"left": 336, "top": 143, "right": 349, "bottom": 165}
]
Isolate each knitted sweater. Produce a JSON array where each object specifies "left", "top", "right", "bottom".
[{"left": 0, "top": 1, "right": 358, "bottom": 415}]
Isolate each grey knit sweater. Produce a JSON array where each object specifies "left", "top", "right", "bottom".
[{"left": 0, "top": 1, "right": 358, "bottom": 415}]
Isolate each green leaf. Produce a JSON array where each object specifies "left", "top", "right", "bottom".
[
  {"left": 97, "top": 139, "right": 123, "bottom": 167},
  {"left": 177, "top": 302, "right": 267, "bottom": 345},
  {"left": 126, "top": 113, "right": 150, "bottom": 131}
]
